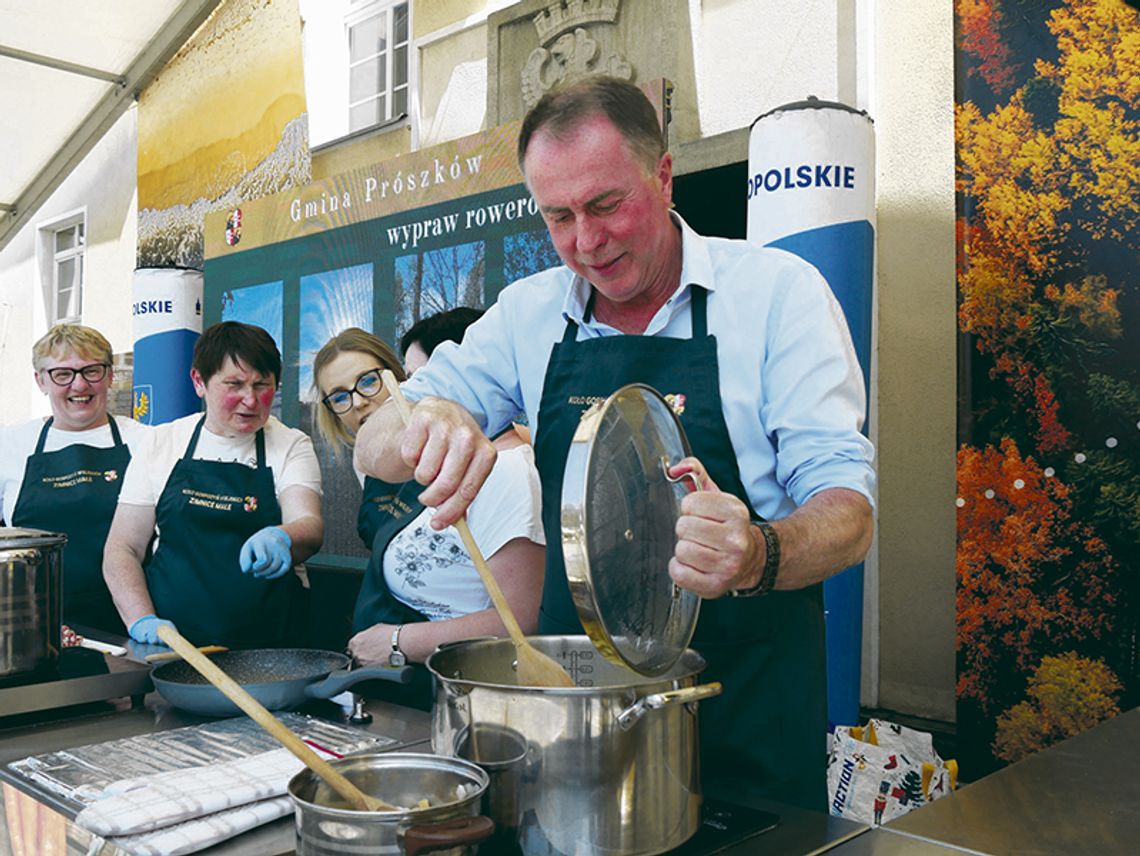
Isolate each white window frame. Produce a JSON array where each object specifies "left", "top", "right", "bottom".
[
  {"left": 37, "top": 208, "right": 87, "bottom": 325},
  {"left": 345, "top": 0, "right": 409, "bottom": 134}
]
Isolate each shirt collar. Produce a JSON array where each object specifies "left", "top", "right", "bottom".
[{"left": 560, "top": 211, "right": 717, "bottom": 325}]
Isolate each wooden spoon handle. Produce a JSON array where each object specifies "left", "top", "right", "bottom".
[
  {"left": 145, "top": 645, "right": 228, "bottom": 663},
  {"left": 380, "top": 370, "right": 529, "bottom": 649},
  {"left": 154, "top": 624, "right": 392, "bottom": 812}
]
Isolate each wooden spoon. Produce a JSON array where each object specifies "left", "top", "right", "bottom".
[
  {"left": 380, "top": 370, "right": 575, "bottom": 688},
  {"left": 145, "top": 645, "right": 228, "bottom": 663},
  {"left": 154, "top": 624, "right": 396, "bottom": 812}
]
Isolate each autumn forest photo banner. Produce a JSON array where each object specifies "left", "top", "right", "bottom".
[{"left": 955, "top": 0, "right": 1139, "bottom": 775}]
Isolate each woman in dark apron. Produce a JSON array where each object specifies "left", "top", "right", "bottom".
[
  {"left": 312, "top": 328, "right": 545, "bottom": 709},
  {"left": 103, "top": 322, "right": 324, "bottom": 648},
  {"left": 6, "top": 324, "right": 147, "bottom": 636}
]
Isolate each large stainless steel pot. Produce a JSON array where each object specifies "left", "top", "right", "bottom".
[
  {"left": 427, "top": 635, "right": 722, "bottom": 856},
  {"left": 287, "top": 752, "right": 494, "bottom": 856},
  {"left": 0, "top": 527, "right": 65, "bottom": 680}
]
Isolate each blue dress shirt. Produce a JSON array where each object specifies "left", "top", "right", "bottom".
[{"left": 401, "top": 213, "right": 876, "bottom": 520}]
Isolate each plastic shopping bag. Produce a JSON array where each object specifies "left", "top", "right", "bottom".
[{"left": 827, "top": 718, "right": 958, "bottom": 825}]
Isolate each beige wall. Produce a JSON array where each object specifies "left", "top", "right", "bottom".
[{"left": 872, "top": 0, "right": 957, "bottom": 720}]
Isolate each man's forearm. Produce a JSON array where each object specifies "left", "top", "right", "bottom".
[
  {"left": 353, "top": 399, "right": 414, "bottom": 481},
  {"left": 769, "top": 488, "right": 874, "bottom": 591}
]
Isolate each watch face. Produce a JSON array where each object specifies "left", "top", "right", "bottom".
[{"left": 389, "top": 650, "right": 407, "bottom": 667}]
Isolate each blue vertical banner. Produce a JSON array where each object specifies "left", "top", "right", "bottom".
[
  {"left": 132, "top": 267, "right": 204, "bottom": 425},
  {"left": 747, "top": 98, "right": 876, "bottom": 728}
]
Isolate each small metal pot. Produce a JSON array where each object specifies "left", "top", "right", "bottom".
[
  {"left": 0, "top": 527, "right": 65, "bottom": 681},
  {"left": 287, "top": 752, "right": 494, "bottom": 856},
  {"left": 427, "top": 635, "right": 722, "bottom": 856}
]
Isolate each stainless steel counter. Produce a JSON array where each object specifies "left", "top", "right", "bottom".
[{"left": 885, "top": 706, "right": 1140, "bottom": 855}]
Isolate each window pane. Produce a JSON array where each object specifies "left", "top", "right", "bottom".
[
  {"left": 394, "top": 45, "right": 407, "bottom": 87},
  {"left": 349, "top": 13, "right": 386, "bottom": 63},
  {"left": 55, "top": 226, "right": 75, "bottom": 253},
  {"left": 57, "top": 257, "right": 81, "bottom": 319},
  {"left": 350, "top": 57, "right": 385, "bottom": 102},
  {"left": 350, "top": 97, "right": 383, "bottom": 131},
  {"left": 393, "top": 86, "right": 407, "bottom": 117},
  {"left": 76, "top": 221, "right": 84, "bottom": 245},
  {"left": 393, "top": 4, "right": 408, "bottom": 43}
]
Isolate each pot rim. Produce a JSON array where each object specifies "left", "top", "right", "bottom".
[
  {"left": 287, "top": 752, "right": 489, "bottom": 819},
  {"left": 425, "top": 634, "right": 707, "bottom": 693}
]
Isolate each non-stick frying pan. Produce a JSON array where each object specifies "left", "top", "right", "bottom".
[{"left": 151, "top": 648, "right": 411, "bottom": 716}]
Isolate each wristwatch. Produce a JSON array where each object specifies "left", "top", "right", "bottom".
[{"left": 388, "top": 624, "right": 406, "bottom": 667}]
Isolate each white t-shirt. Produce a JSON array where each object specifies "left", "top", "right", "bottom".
[
  {"left": 384, "top": 445, "right": 545, "bottom": 620},
  {"left": 0, "top": 416, "right": 152, "bottom": 524},
  {"left": 117, "top": 413, "right": 323, "bottom": 508}
]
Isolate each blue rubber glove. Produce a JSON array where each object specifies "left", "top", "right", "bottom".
[
  {"left": 240, "top": 526, "right": 293, "bottom": 579},
  {"left": 128, "top": 614, "right": 177, "bottom": 645}
]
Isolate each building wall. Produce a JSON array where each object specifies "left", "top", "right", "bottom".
[{"left": 0, "top": 108, "right": 139, "bottom": 423}]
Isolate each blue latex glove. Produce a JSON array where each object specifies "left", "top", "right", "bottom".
[
  {"left": 240, "top": 526, "right": 293, "bottom": 579},
  {"left": 128, "top": 614, "right": 177, "bottom": 645}
]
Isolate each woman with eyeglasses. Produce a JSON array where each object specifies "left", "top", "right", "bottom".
[
  {"left": 313, "top": 327, "right": 544, "bottom": 709},
  {"left": 0, "top": 324, "right": 151, "bottom": 635},
  {"left": 103, "top": 321, "right": 323, "bottom": 649}
]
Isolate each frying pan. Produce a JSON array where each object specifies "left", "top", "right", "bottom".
[{"left": 151, "top": 648, "right": 412, "bottom": 716}]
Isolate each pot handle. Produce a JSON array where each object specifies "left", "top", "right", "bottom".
[
  {"left": 616, "top": 682, "right": 723, "bottom": 731},
  {"left": 305, "top": 664, "right": 413, "bottom": 699},
  {"left": 402, "top": 815, "right": 495, "bottom": 855}
]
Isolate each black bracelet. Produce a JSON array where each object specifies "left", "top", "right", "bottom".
[{"left": 731, "top": 520, "right": 780, "bottom": 597}]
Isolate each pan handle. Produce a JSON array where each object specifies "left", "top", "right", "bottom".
[
  {"left": 402, "top": 815, "right": 495, "bottom": 856},
  {"left": 305, "top": 664, "right": 413, "bottom": 699}
]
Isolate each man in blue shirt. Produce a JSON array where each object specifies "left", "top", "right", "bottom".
[{"left": 356, "top": 76, "right": 875, "bottom": 811}]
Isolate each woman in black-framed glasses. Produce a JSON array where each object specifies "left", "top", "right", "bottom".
[
  {"left": 312, "top": 327, "right": 545, "bottom": 710},
  {"left": 0, "top": 323, "right": 151, "bottom": 636}
]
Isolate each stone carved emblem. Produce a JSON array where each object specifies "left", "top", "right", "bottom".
[{"left": 521, "top": 0, "right": 633, "bottom": 110}]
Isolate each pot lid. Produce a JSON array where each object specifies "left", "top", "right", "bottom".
[
  {"left": 0, "top": 526, "right": 67, "bottom": 550},
  {"left": 560, "top": 384, "right": 700, "bottom": 676}
]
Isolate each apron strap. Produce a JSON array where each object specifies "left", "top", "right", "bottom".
[
  {"left": 254, "top": 424, "right": 267, "bottom": 468},
  {"left": 107, "top": 414, "right": 125, "bottom": 446},
  {"left": 184, "top": 415, "right": 209, "bottom": 456},
  {"left": 33, "top": 418, "right": 54, "bottom": 454},
  {"left": 690, "top": 284, "right": 708, "bottom": 337}
]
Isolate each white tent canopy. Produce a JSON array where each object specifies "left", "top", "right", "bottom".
[{"left": 0, "top": 0, "right": 221, "bottom": 251}]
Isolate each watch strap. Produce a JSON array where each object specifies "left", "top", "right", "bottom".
[
  {"left": 731, "top": 520, "right": 780, "bottom": 597},
  {"left": 388, "top": 624, "right": 406, "bottom": 667}
]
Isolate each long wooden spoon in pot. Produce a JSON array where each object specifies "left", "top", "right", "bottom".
[
  {"left": 154, "top": 624, "right": 396, "bottom": 812},
  {"left": 380, "top": 370, "right": 576, "bottom": 689}
]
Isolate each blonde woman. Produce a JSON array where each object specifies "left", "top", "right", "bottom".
[
  {"left": 0, "top": 324, "right": 151, "bottom": 636},
  {"left": 313, "top": 327, "right": 544, "bottom": 708}
]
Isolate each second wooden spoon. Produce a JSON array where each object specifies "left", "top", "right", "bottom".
[{"left": 380, "top": 370, "right": 575, "bottom": 688}]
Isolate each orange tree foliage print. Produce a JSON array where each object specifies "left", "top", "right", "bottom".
[{"left": 955, "top": 0, "right": 1139, "bottom": 773}]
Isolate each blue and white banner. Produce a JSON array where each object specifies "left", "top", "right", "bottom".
[
  {"left": 132, "top": 267, "right": 203, "bottom": 425},
  {"left": 748, "top": 98, "right": 876, "bottom": 729}
]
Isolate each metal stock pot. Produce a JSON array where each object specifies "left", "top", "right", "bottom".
[
  {"left": 0, "top": 527, "right": 65, "bottom": 680},
  {"left": 427, "top": 635, "right": 722, "bottom": 856},
  {"left": 287, "top": 752, "right": 493, "bottom": 855}
]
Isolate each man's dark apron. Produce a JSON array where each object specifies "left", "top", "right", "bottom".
[
  {"left": 534, "top": 286, "right": 828, "bottom": 811},
  {"left": 353, "top": 477, "right": 433, "bottom": 710},
  {"left": 12, "top": 416, "right": 130, "bottom": 635},
  {"left": 144, "top": 417, "right": 292, "bottom": 648}
]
